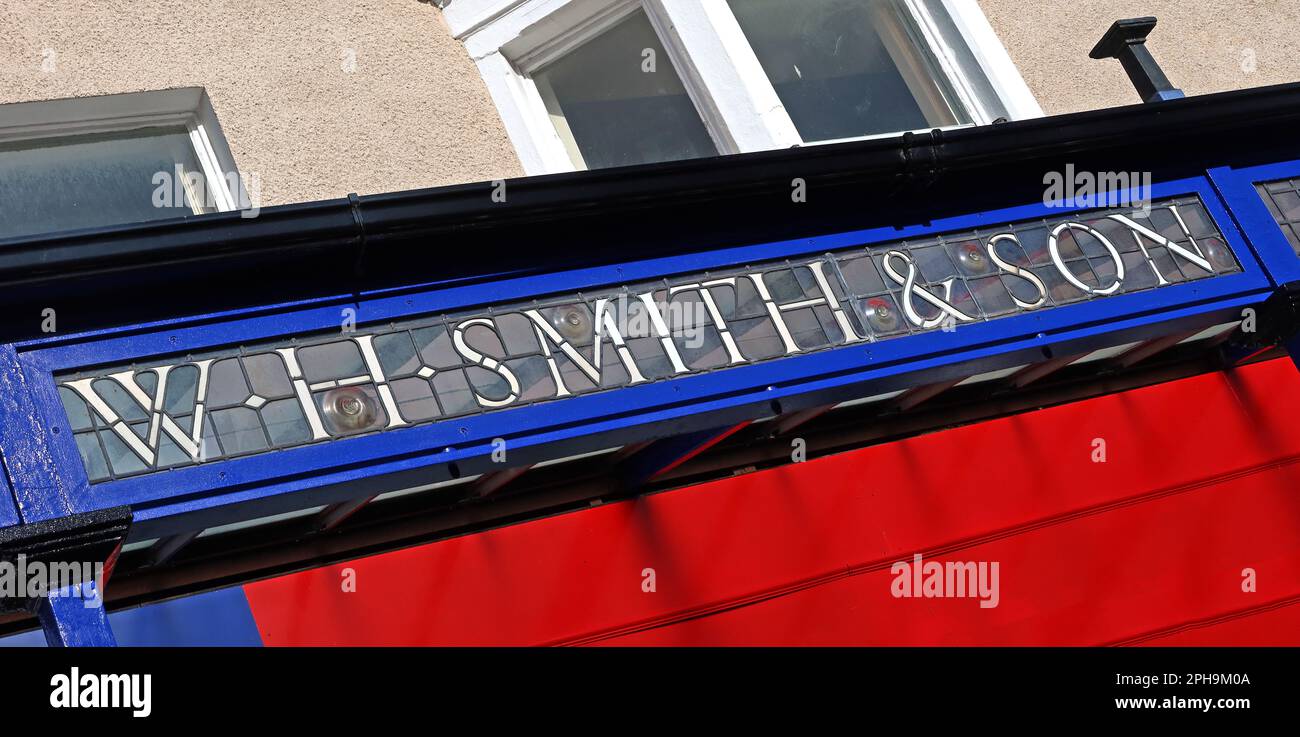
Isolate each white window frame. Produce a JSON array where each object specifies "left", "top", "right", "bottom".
[
  {"left": 0, "top": 87, "right": 246, "bottom": 215},
  {"left": 443, "top": 0, "right": 1043, "bottom": 175}
]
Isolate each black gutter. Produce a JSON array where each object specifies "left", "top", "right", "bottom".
[{"left": 5, "top": 82, "right": 1300, "bottom": 342}]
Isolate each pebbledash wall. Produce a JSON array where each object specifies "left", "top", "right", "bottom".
[
  {"left": 979, "top": 0, "right": 1300, "bottom": 115},
  {"left": 0, "top": 0, "right": 525, "bottom": 206},
  {"left": 2, "top": 0, "right": 1299, "bottom": 205}
]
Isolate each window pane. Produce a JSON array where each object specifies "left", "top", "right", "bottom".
[
  {"left": 533, "top": 10, "right": 718, "bottom": 169},
  {"left": 0, "top": 126, "right": 206, "bottom": 240},
  {"left": 728, "top": 0, "right": 970, "bottom": 142}
]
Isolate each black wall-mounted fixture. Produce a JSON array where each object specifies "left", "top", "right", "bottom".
[{"left": 1090, "top": 17, "right": 1185, "bottom": 103}]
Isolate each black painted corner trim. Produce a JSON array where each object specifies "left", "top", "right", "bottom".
[{"left": 0, "top": 506, "right": 131, "bottom": 614}]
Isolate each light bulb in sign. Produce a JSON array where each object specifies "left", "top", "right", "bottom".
[
  {"left": 552, "top": 306, "right": 591, "bottom": 340},
  {"left": 321, "top": 386, "right": 379, "bottom": 433}
]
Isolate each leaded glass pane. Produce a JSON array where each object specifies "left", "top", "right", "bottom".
[
  {"left": 298, "top": 341, "right": 365, "bottom": 383},
  {"left": 1255, "top": 178, "right": 1300, "bottom": 256},
  {"left": 207, "top": 359, "right": 250, "bottom": 407},
  {"left": 262, "top": 398, "right": 313, "bottom": 446},
  {"left": 244, "top": 353, "right": 293, "bottom": 398}
]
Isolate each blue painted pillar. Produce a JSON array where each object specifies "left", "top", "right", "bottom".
[
  {"left": 0, "top": 469, "right": 22, "bottom": 534},
  {"left": 34, "top": 579, "right": 117, "bottom": 647}
]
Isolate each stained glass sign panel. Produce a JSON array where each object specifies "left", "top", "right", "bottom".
[{"left": 57, "top": 196, "right": 1239, "bottom": 481}]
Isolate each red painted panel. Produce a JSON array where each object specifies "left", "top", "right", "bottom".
[
  {"left": 1135, "top": 600, "right": 1300, "bottom": 646},
  {"left": 244, "top": 358, "right": 1300, "bottom": 646},
  {"left": 596, "top": 465, "right": 1300, "bottom": 645}
]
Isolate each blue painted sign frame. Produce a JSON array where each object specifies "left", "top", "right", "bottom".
[
  {"left": 0, "top": 175, "right": 1280, "bottom": 536},
  {"left": 1207, "top": 159, "right": 1300, "bottom": 286}
]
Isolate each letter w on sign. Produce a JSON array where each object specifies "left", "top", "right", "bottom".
[{"left": 62, "top": 361, "right": 214, "bottom": 467}]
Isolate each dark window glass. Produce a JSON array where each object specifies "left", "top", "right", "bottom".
[
  {"left": 0, "top": 127, "right": 210, "bottom": 240},
  {"left": 533, "top": 10, "right": 718, "bottom": 169},
  {"left": 728, "top": 0, "right": 968, "bottom": 141}
]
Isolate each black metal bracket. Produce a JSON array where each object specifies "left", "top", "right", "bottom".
[
  {"left": 348, "top": 191, "right": 368, "bottom": 280},
  {"left": 1090, "top": 17, "right": 1185, "bottom": 103}
]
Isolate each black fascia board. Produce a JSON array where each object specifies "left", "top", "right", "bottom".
[{"left": 5, "top": 81, "right": 1300, "bottom": 342}]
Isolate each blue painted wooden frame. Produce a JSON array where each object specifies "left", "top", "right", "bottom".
[
  {"left": 0, "top": 345, "right": 75, "bottom": 524},
  {"left": 33, "top": 580, "right": 116, "bottom": 647},
  {"left": 3, "top": 175, "right": 1278, "bottom": 535},
  {"left": 1207, "top": 159, "right": 1300, "bottom": 286},
  {"left": 0, "top": 460, "right": 21, "bottom": 529}
]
